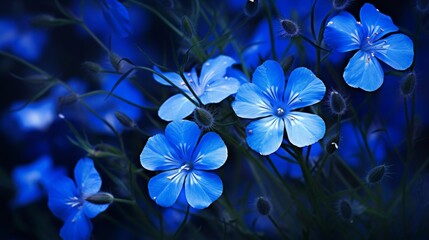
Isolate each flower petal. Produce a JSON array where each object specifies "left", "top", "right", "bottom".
[
  {"left": 185, "top": 170, "right": 223, "bottom": 209},
  {"left": 373, "top": 34, "right": 414, "bottom": 70},
  {"left": 199, "top": 55, "right": 236, "bottom": 87},
  {"left": 360, "top": 3, "right": 398, "bottom": 41},
  {"left": 60, "top": 211, "right": 92, "bottom": 240},
  {"left": 246, "top": 116, "right": 284, "bottom": 155},
  {"left": 158, "top": 94, "right": 196, "bottom": 121},
  {"left": 83, "top": 201, "right": 109, "bottom": 219},
  {"left": 284, "top": 67, "right": 326, "bottom": 110},
  {"left": 232, "top": 83, "right": 273, "bottom": 119},
  {"left": 199, "top": 77, "right": 240, "bottom": 104},
  {"left": 252, "top": 60, "right": 285, "bottom": 102},
  {"left": 324, "top": 11, "right": 361, "bottom": 52},
  {"left": 284, "top": 112, "right": 325, "bottom": 147},
  {"left": 192, "top": 132, "right": 227, "bottom": 170},
  {"left": 100, "top": 0, "right": 132, "bottom": 38},
  {"left": 148, "top": 170, "right": 186, "bottom": 207},
  {"left": 153, "top": 66, "right": 188, "bottom": 90},
  {"left": 343, "top": 50, "right": 384, "bottom": 91},
  {"left": 165, "top": 120, "right": 200, "bottom": 159},
  {"left": 48, "top": 177, "right": 79, "bottom": 221},
  {"left": 74, "top": 158, "right": 101, "bottom": 195},
  {"left": 140, "top": 134, "right": 180, "bottom": 171}
]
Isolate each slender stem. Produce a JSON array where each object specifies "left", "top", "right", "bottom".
[
  {"left": 268, "top": 214, "right": 289, "bottom": 240},
  {"left": 173, "top": 205, "right": 191, "bottom": 239}
]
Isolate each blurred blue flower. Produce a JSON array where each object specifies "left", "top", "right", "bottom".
[
  {"left": 48, "top": 158, "right": 111, "bottom": 240},
  {"left": 232, "top": 60, "right": 326, "bottom": 155},
  {"left": 0, "top": 18, "right": 47, "bottom": 60},
  {"left": 11, "top": 155, "right": 65, "bottom": 207},
  {"left": 140, "top": 120, "right": 227, "bottom": 209},
  {"left": 153, "top": 55, "right": 240, "bottom": 121},
  {"left": 324, "top": 3, "right": 414, "bottom": 91},
  {"left": 100, "top": 0, "right": 132, "bottom": 38}
]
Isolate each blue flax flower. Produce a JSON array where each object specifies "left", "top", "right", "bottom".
[
  {"left": 153, "top": 55, "right": 240, "bottom": 121},
  {"left": 140, "top": 120, "right": 227, "bottom": 209},
  {"left": 324, "top": 3, "right": 414, "bottom": 91},
  {"left": 48, "top": 158, "right": 111, "bottom": 240},
  {"left": 232, "top": 60, "right": 326, "bottom": 155}
]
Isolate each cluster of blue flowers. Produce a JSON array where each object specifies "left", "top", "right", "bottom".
[{"left": 2, "top": 0, "right": 428, "bottom": 239}]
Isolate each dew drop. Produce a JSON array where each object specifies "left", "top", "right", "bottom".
[
  {"left": 327, "top": 21, "right": 334, "bottom": 26},
  {"left": 371, "top": 52, "right": 375, "bottom": 57},
  {"left": 248, "top": 129, "right": 253, "bottom": 135},
  {"left": 356, "top": 21, "right": 361, "bottom": 25},
  {"left": 180, "top": 82, "right": 185, "bottom": 86},
  {"left": 152, "top": 196, "right": 157, "bottom": 200},
  {"left": 205, "top": 62, "right": 210, "bottom": 66}
]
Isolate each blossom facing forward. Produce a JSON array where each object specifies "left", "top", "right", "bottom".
[
  {"left": 48, "top": 158, "right": 111, "bottom": 240},
  {"left": 232, "top": 60, "right": 326, "bottom": 155},
  {"left": 324, "top": 3, "right": 414, "bottom": 91},
  {"left": 140, "top": 120, "right": 227, "bottom": 209},
  {"left": 153, "top": 55, "right": 240, "bottom": 121}
]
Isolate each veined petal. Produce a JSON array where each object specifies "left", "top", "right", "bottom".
[
  {"left": 82, "top": 201, "right": 109, "bottom": 219},
  {"left": 285, "top": 112, "right": 325, "bottom": 147},
  {"left": 284, "top": 67, "right": 326, "bottom": 110},
  {"left": 47, "top": 177, "right": 79, "bottom": 221},
  {"left": 165, "top": 120, "right": 200, "bottom": 160},
  {"left": 360, "top": 3, "right": 398, "bottom": 41},
  {"left": 373, "top": 34, "right": 414, "bottom": 70},
  {"left": 60, "top": 211, "right": 92, "bottom": 240},
  {"left": 185, "top": 171, "right": 223, "bottom": 209},
  {"left": 153, "top": 66, "right": 188, "bottom": 90},
  {"left": 246, "top": 116, "right": 284, "bottom": 155},
  {"left": 74, "top": 158, "right": 101, "bottom": 195},
  {"left": 140, "top": 134, "right": 180, "bottom": 171},
  {"left": 344, "top": 50, "right": 384, "bottom": 91},
  {"left": 158, "top": 94, "right": 196, "bottom": 121},
  {"left": 232, "top": 83, "right": 273, "bottom": 119},
  {"left": 148, "top": 170, "right": 186, "bottom": 207},
  {"left": 199, "top": 55, "right": 236, "bottom": 87},
  {"left": 252, "top": 60, "right": 285, "bottom": 102},
  {"left": 199, "top": 77, "right": 240, "bottom": 104},
  {"left": 192, "top": 132, "right": 227, "bottom": 170},
  {"left": 324, "top": 11, "right": 361, "bottom": 52}
]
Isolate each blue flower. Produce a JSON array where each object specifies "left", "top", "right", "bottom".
[
  {"left": 11, "top": 155, "right": 65, "bottom": 207},
  {"left": 140, "top": 120, "right": 227, "bottom": 209},
  {"left": 324, "top": 3, "right": 414, "bottom": 91},
  {"left": 99, "top": 0, "right": 132, "bottom": 38},
  {"left": 153, "top": 55, "right": 240, "bottom": 121},
  {"left": 232, "top": 60, "right": 326, "bottom": 155},
  {"left": 48, "top": 158, "right": 111, "bottom": 240}
]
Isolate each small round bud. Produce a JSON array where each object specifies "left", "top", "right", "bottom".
[
  {"left": 336, "top": 198, "right": 364, "bottom": 223},
  {"left": 279, "top": 19, "right": 300, "bottom": 38},
  {"left": 181, "top": 16, "right": 195, "bottom": 38},
  {"left": 328, "top": 90, "right": 347, "bottom": 115},
  {"left": 416, "top": 0, "right": 429, "bottom": 13},
  {"left": 114, "top": 111, "right": 136, "bottom": 128},
  {"left": 58, "top": 93, "right": 79, "bottom": 106},
  {"left": 82, "top": 61, "right": 103, "bottom": 73},
  {"left": 193, "top": 107, "right": 215, "bottom": 129},
  {"left": 109, "top": 53, "right": 135, "bottom": 74},
  {"left": 332, "top": 0, "right": 352, "bottom": 11},
  {"left": 365, "top": 164, "right": 389, "bottom": 184},
  {"left": 86, "top": 192, "right": 114, "bottom": 205},
  {"left": 244, "top": 0, "right": 259, "bottom": 17},
  {"left": 256, "top": 196, "right": 272, "bottom": 216},
  {"left": 400, "top": 72, "right": 416, "bottom": 97}
]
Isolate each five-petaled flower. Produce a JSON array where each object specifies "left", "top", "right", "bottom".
[
  {"left": 140, "top": 120, "right": 227, "bottom": 209},
  {"left": 153, "top": 55, "right": 240, "bottom": 121},
  {"left": 232, "top": 60, "right": 326, "bottom": 155},
  {"left": 48, "top": 158, "right": 111, "bottom": 240},
  {"left": 324, "top": 3, "right": 414, "bottom": 91}
]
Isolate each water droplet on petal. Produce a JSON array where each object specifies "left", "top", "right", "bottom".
[
  {"left": 327, "top": 21, "right": 334, "bottom": 26},
  {"left": 180, "top": 82, "right": 185, "bottom": 86},
  {"left": 205, "top": 62, "right": 210, "bottom": 66},
  {"left": 248, "top": 129, "right": 253, "bottom": 135}
]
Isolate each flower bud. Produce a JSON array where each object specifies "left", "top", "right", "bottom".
[
  {"left": 416, "top": 0, "right": 429, "bottom": 13},
  {"left": 109, "top": 53, "right": 135, "bottom": 74},
  {"left": 279, "top": 19, "right": 300, "bottom": 38},
  {"left": 400, "top": 72, "right": 416, "bottom": 97},
  {"left": 332, "top": 0, "right": 352, "bottom": 11},
  {"left": 58, "top": 93, "right": 79, "bottom": 106},
  {"left": 181, "top": 16, "right": 195, "bottom": 38},
  {"left": 256, "top": 196, "right": 271, "bottom": 216},
  {"left": 328, "top": 90, "right": 347, "bottom": 115},
  {"left": 244, "top": 0, "right": 259, "bottom": 17},
  {"left": 114, "top": 111, "right": 136, "bottom": 128},
  {"left": 193, "top": 107, "right": 214, "bottom": 129},
  {"left": 86, "top": 192, "right": 114, "bottom": 205},
  {"left": 82, "top": 61, "right": 103, "bottom": 73},
  {"left": 336, "top": 198, "right": 365, "bottom": 223},
  {"left": 365, "top": 164, "right": 389, "bottom": 184}
]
